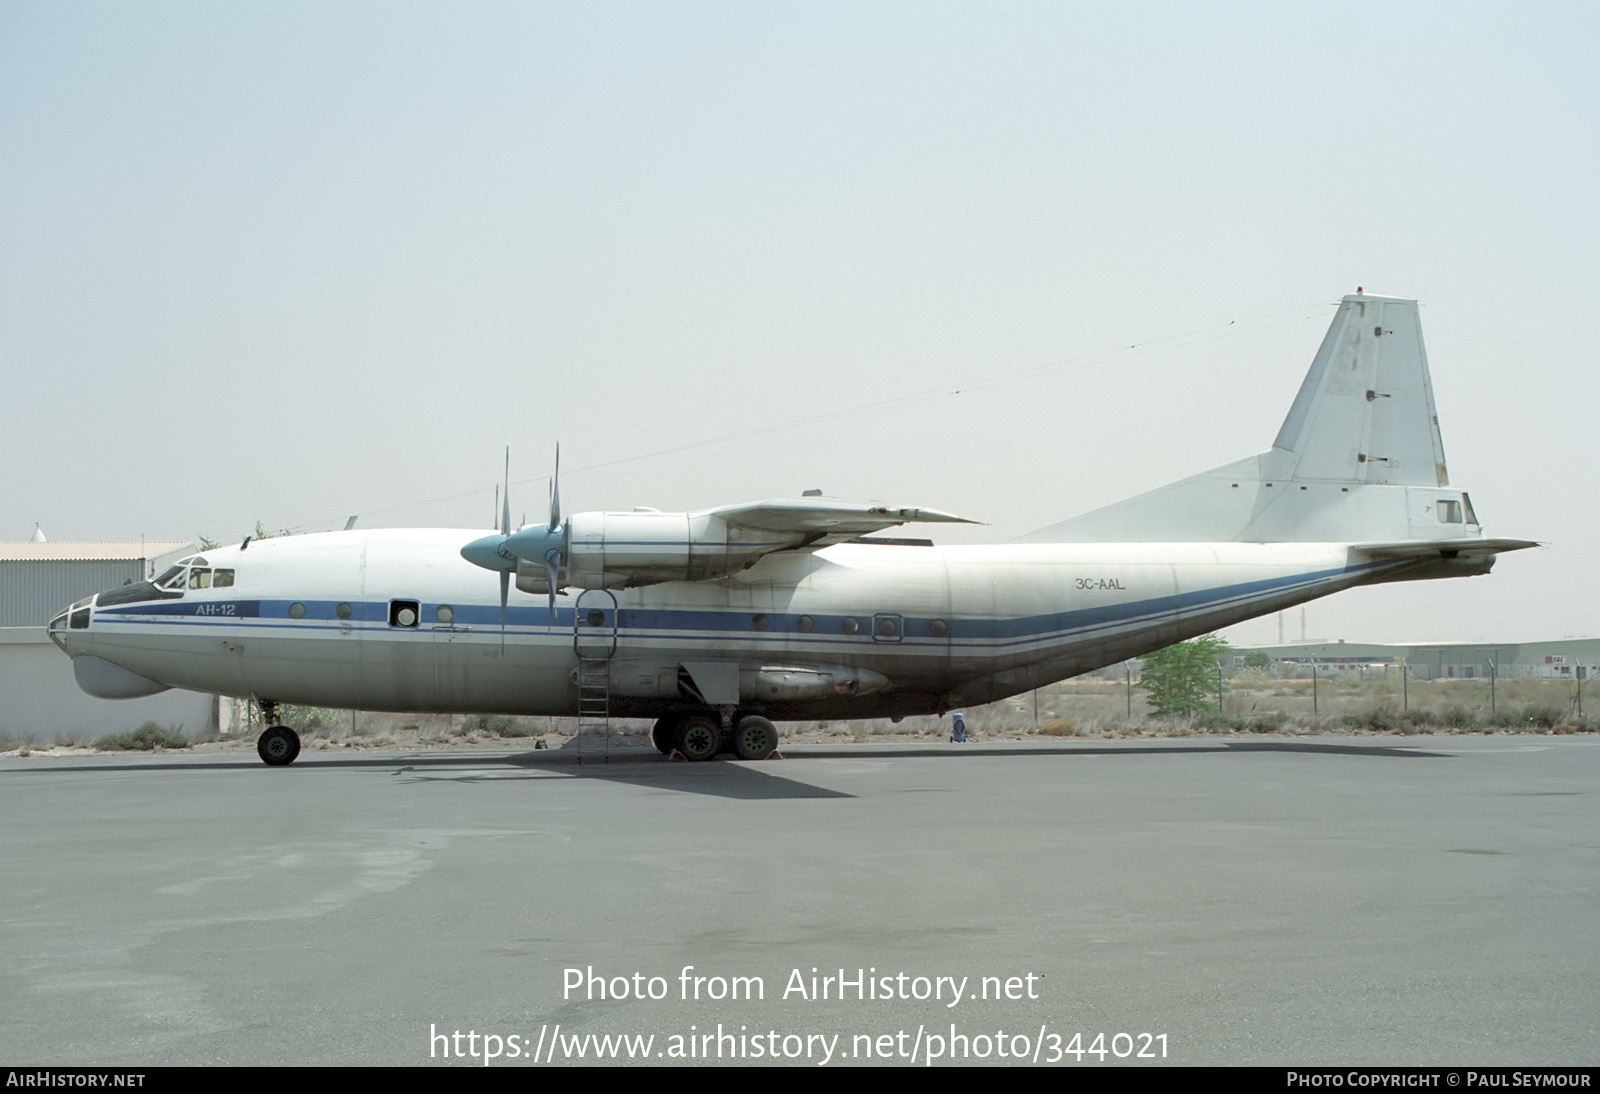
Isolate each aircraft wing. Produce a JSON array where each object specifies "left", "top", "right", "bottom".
[
  {"left": 477, "top": 494, "right": 981, "bottom": 591},
  {"left": 708, "top": 498, "right": 979, "bottom": 548},
  {"left": 1352, "top": 537, "right": 1539, "bottom": 559}
]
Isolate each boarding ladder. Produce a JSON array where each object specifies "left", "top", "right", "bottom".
[{"left": 572, "top": 589, "right": 618, "bottom": 762}]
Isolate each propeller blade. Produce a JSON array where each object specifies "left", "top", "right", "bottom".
[
  {"left": 499, "top": 570, "right": 509, "bottom": 653},
  {"left": 502, "top": 447, "right": 511, "bottom": 536},
  {"left": 499, "top": 449, "right": 511, "bottom": 652},
  {"left": 549, "top": 443, "right": 561, "bottom": 530},
  {"left": 547, "top": 556, "right": 559, "bottom": 625}
]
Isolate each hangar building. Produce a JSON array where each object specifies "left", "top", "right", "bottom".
[{"left": 0, "top": 538, "right": 218, "bottom": 741}]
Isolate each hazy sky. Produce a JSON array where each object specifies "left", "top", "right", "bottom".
[{"left": 3, "top": 2, "right": 1595, "bottom": 645}]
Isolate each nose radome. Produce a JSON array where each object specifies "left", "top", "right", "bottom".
[{"left": 73, "top": 654, "right": 170, "bottom": 698}]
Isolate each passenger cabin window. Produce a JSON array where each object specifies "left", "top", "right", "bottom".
[{"left": 389, "top": 600, "right": 420, "bottom": 628}]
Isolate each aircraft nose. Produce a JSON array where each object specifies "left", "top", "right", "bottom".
[
  {"left": 50, "top": 589, "right": 173, "bottom": 698},
  {"left": 47, "top": 593, "right": 96, "bottom": 652}
]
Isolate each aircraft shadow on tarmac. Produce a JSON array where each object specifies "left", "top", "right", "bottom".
[
  {"left": 0, "top": 738, "right": 1453, "bottom": 801},
  {"left": 393, "top": 751, "right": 855, "bottom": 800},
  {"left": 0, "top": 749, "right": 850, "bottom": 801}
]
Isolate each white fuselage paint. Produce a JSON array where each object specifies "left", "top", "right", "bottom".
[{"left": 62, "top": 528, "right": 1422, "bottom": 720}]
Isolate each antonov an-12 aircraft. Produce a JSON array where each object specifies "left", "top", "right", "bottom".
[{"left": 52, "top": 292, "right": 1533, "bottom": 765}]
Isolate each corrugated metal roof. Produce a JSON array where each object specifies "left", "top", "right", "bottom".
[{"left": 0, "top": 542, "right": 192, "bottom": 562}]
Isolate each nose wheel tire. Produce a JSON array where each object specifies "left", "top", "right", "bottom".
[
  {"left": 732, "top": 715, "right": 779, "bottom": 761},
  {"left": 674, "top": 715, "right": 722, "bottom": 762},
  {"left": 257, "top": 725, "right": 301, "bottom": 767}
]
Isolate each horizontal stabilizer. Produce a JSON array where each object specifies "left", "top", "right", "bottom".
[{"left": 1353, "top": 537, "right": 1539, "bottom": 559}]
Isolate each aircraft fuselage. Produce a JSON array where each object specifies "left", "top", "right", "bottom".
[{"left": 57, "top": 527, "right": 1426, "bottom": 720}]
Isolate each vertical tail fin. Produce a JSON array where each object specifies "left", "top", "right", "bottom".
[
  {"left": 1272, "top": 293, "right": 1449, "bottom": 486},
  {"left": 1020, "top": 292, "right": 1488, "bottom": 545}
]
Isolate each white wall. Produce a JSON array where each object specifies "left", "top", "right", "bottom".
[{"left": 0, "top": 628, "right": 217, "bottom": 741}]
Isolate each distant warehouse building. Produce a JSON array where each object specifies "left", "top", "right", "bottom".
[
  {"left": 0, "top": 539, "right": 218, "bottom": 741},
  {"left": 1239, "top": 639, "right": 1600, "bottom": 681}
]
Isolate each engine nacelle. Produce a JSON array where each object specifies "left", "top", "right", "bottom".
[{"left": 517, "top": 510, "right": 808, "bottom": 592}]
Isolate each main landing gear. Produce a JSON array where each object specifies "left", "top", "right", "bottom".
[
  {"left": 255, "top": 700, "right": 301, "bottom": 767},
  {"left": 650, "top": 711, "right": 780, "bottom": 762}
]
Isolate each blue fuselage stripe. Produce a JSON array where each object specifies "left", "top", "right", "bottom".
[{"left": 91, "top": 559, "right": 1401, "bottom": 649}]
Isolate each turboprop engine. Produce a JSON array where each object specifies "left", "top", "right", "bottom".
[
  {"left": 460, "top": 506, "right": 809, "bottom": 595},
  {"left": 459, "top": 452, "right": 975, "bottom": 610},
  {"left": 510, "top": 509, "right": 804, "bottom": 592}
]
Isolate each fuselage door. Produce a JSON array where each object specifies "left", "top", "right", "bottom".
[
  {"left": 429, "top": 601, "right": 470, "bottom": 708},
  {"left": 573, "top": 588, "right": 619, "bottom": 660}
]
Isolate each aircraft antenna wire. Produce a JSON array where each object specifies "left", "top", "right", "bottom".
[{"left": 283, "top": 300, "right": 1330, "bottom": 533}]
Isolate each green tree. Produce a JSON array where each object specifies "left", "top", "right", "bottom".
[
  {"left": 1139, "top": 634, "right": 1231, "bottom": 717},
  {"left": 1244, "top": 650, "right": 1271, "bottom": 671},
  {"left": 252, "top": 520, "right": 293, "bottom": 540},
  {"left": 197, "top": 522, "right": 294, "bottom": 550}
]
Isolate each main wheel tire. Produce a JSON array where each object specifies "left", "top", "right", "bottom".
[
  {"left": 732, "top": 715, "right": 779, "bottom": 761},
  {"left": 257, "top": 725, "right": 301, "bottom": 767},
  {"left": 674, "top": 715, "right": 721, "bottom": 762},
  {"left": 651, "top": 716, "right": 678, "bottom": 755}
]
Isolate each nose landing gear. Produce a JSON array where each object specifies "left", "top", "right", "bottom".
[
  {"left": 257, "top": 725, "right": 301, "bottom": 766},
  {"left": 254, "top": 700, "right": 302, "bottom": 767}
]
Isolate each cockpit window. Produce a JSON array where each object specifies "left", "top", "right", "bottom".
[{"left": 152, "top": 559, "right": 233, "bottom": 592}]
